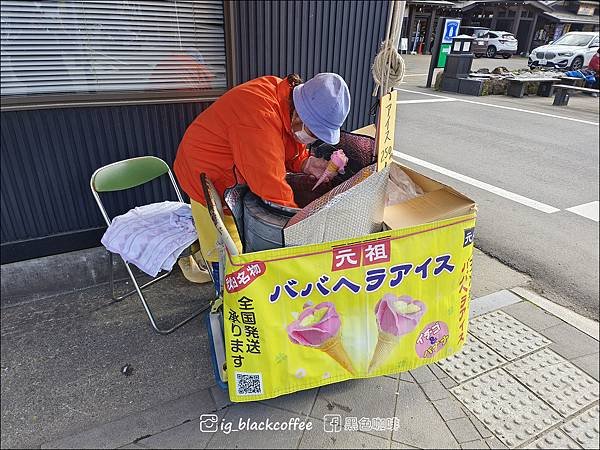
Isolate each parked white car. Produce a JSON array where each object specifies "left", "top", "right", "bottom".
[
  {"left": 529, "top": 32, "right": 600, "bottom": 70},
  {"left": 485, "top": 31, "right": 518, "bottom": 58}
]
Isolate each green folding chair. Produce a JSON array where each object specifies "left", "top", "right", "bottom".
[{"left": 90, "top": 156, "right": 210, "bottom": 334}]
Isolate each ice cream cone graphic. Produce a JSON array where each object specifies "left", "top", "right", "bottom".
[
  {"left": 312, "top": 150, "right": 348, "bottom": 190},
  {"left": 369, "top": 330, "right": 401, "bottom": 373},
  {"left": 287, "top": 302, "right": 356, "bottom": 374},
  {"left": 316, "top": 333, "right": 356, "bottom": 374},
  {"left": 368, "top": 294, "right": 426, "bottom": 374}
]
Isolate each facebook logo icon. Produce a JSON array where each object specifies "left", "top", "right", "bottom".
[{"left": 323, "top": 414, "right": 342, "bottom": 433}]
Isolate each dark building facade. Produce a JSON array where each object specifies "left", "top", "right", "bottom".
[
  {"left": 459, "top": 0, "right": 599, "bottom": 55},
  {"left": 1, "top": 1, "right": 390, "bottom": 264},
  {"left": 403, "top": 1, "right": 460, "bottom": 55},
  {"left": 403, "top": 0, "right": 599, "bottom": 56}
]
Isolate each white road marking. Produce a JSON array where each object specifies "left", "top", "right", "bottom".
[
  {"left": 396, "top": 88, "right": 448, "bottom": 98},
  {"left": 566, "top": 201, "right": 599, "bottom": 222},
  {"left": 392, "top": 150, "right": 561, "bottom": 214},
  {"left": 396, "top": 88, "right": 600, "bottom": 126},
  {"left": 402, "top": 73, "right": 429, "bottom": 77},
  {"left": 397, "top": 98, "right": 457, "bottom": 104}
]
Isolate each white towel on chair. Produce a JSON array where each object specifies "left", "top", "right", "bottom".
[{"left": 101, "top": 201, "right": 197, "bottom": 277}]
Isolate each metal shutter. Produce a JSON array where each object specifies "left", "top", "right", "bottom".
[{"left": 1, "top": 1, "right": 226, "bottom": 98}]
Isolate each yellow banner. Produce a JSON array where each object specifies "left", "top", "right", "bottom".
[
  {"left": 376, "top": 90, "right": 397, "bottom": 171},
  {"left": 223, "top": 214, "right": 475, "bottom": 402}
]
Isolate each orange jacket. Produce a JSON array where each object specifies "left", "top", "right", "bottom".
[{"left": 174, "top": 76, "right": 309, "bottom": 208}]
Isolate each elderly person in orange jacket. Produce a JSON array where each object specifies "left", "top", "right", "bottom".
[{"left": 174, "top": 72, "right": 351, "bottom": 270}]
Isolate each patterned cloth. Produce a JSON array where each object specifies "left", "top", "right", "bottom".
[
  {"left": 101, "top": 201, "right": 197, "bottom": 277},
  {"left": 336, "top": 131, "right": 376, "bottom": 181},
  {"left": 284, "top": 164, "right": 389, "bottom": 246},
  {"left": 286, "top": 164, "right": 378, "bottom": 229},
  {"left": 289, "top": 131, "right": 377, "bottom": 207},
  {"left": 285, "top": 173, "right": 335, "bottom": 208},
  {"left": 312, "top": 131, "right": 376, "bottom": 182}
]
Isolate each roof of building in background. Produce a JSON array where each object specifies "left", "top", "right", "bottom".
[
  {"left": 412, "top": 0, "right": 599, "bottom": 24},
  {"left": 408, "top": 0, "right": 455, "bottom": 7},
  {"left": 451, "top": 1, "right": 491, "bottom": 10},
  {"left": 543, "top": 9, "right": 600, "bottom": 24},
  {"left": 451, "top": 1, "right": 555, "bottom": 12},
  {"left": 538, "top": 0, "right": 561, "bottom": 6}
]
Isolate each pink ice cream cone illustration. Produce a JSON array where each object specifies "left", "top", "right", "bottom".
[
  {"left": 287, "top": 302, "right": 356, "bottom": 374},
  {"left": 312, "top": 149, "right": 348, "bottom": 191},
  {"left": 368, "top": 294, "right": 426, "bottom": 373}
]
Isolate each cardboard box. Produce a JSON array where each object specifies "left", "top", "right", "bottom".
[
  {"left": 383, "top": 163, "right": 477, "bottom": 230},
  {"left": 221, "top": 124, "right": 478, "bottom": 402},
  {"left": 286, "top": 121, "right": 476, "bottom": 236}
]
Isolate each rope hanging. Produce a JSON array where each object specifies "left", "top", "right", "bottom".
[
  {"left": 371, "top": 40, "right": 405, "bottom": 96},
  {"left": 372, "top": 1, "right": 406, "bottom": 97}
]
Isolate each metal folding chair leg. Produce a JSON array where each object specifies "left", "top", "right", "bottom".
[
  {"left": 108, "top": 252, "right": 171, "bottom": 302},
  {"left": 110, "top": 252, "right": 209, "bottom": 334}
]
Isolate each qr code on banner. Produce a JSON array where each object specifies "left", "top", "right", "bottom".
[{"left": 235, "top": 372, "right": 263, "bottom": 396}]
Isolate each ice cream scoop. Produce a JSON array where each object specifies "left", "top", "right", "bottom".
[
  {"left": 299, "top": 307, "right": 329, "bottom": 328},
  {"left": 375, "top": 294, "right": 426, "bottom": 337},
  {"left": 312, "top": 149, "right": 348, "bottom": 191},
  {"left": 287, "top": 302, "right": 355, "bottom": 374},
  {"left": 287, "top": 302, "right": 341, "bottom": 347}
]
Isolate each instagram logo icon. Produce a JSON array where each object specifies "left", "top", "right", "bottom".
[{"left": 199, "top": 414, "right": 219, "bottom": 433}]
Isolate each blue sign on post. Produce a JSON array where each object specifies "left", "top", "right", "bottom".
[
  {"left": 427, "top": 17, "right": 463, "bottom": 86},
  {"left": 442, "top": 19, "right": 461, "bottom": 44}
]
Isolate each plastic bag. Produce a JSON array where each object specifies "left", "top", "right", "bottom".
[{"left": 385, "top": 165, "right": 424, "bottom": 206}]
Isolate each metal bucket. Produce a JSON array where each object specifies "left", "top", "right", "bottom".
[{"left": 242, "top": 192, "right": 300, "bottom": 252}]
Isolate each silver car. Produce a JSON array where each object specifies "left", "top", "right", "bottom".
[
  {"left": 529, "top": 32, "right": 600, "bottom": 70},
  {"left": 485, "top": 31, "right": 518, "bottom": 59}
]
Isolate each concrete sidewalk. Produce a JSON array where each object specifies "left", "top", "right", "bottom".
[
  {"left": 41, "top": 289, "right": 600, "bottom": 450},
  {"left": 1, "top": 248, "right": 598, "bottom": 449}
]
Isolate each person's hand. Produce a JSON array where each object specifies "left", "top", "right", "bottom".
[{"left": 301, "top": 156, "right": 330, "bottom": 179}]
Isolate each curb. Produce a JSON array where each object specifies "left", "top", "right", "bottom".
[
  {"left": 510, "top": 286, "right": 599, "bottom": 341},
  {"left": 0, "top": 246, "right": 128, "bottom": 307}
]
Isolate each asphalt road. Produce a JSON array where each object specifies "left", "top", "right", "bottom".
[{"left": 392, "top": 56, "right": 599, "bottom": 319}]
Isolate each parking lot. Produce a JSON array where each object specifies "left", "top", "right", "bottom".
[{"left": 394, "top": 55, "right": 599, "bottom": 319}]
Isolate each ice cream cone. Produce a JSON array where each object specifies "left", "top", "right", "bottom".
[
  {"left": 368, "top": 330, "right": 401, "bottom": 374},
  {"left": 287, "top": 301, "right": 356, "bottom": 375},
  {"left": 368, "top": 294, "right": 427, "bottom": 374},
  {"left": 318, "top": 333, "right": 356, "bottom": 374},
  {"left": 312, "top": 161, "right": 339, "bottom": 191}
]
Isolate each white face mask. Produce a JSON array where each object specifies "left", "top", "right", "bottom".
[
  {"left": 292, "top": 111, "right": 317, "bottom": 145},
  {"left": 294, "top": 124, "right": 317, "bottom": 145}
]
